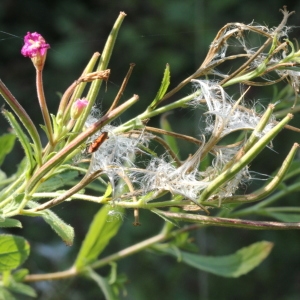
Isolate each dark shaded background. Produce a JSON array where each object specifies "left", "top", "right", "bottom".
[{"left": 1, "top": 0, "right": 300, "bottom": 299}]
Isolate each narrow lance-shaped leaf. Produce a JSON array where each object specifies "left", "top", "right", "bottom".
[
  {"left": 157, "top": 241, "right": 273, "bottom": 278},
  {"left": 149, "top": 64, "right": 170, "bottom": 110},
  {"left": 36, "top": 170, "right": 79, "bottom": 193},
  {"left": 26, "top": 201, "right": 74, "bottom": 246},
  {"left": 6, "top": 281, "right": 37, "bottom": 298},
  {"left": 2, "top": 110, "right": 35, "bottom": 173},
  {"left": 75, "top": 204, "right": 123, "bottom": 270},
  {"left": 257, "top": 209, "right": 300, "bottom": 222}
]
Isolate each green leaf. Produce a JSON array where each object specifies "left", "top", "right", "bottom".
[
  {"left": 26, "top": 201, "right": 74, "bottom": 246},
  {"left": 36, "top": 170, "right": 79, "bottom": 192},
  {"left": 0, "top": 287, "right": 16, "bottom": 300},
  {"left": 7, "top": 282, "right": 37, "bottom": 298},
  {"left": 0, "top": 235, "right": 30, "bottom": 271},
  {"left": 75, "top": 205, "right": 123, "bottom": 270},
  {"left": 149, "top": 64, "right": 170, "bottom": 110},
  {"left": 0, "top": 133, "right": 16, "bottom": 167},
  {"left": 1, "top": 111, "right": 35, "bottom": 172},
  {"left": 0, "top": 218, "right": 22, "bottom": 228},
  {"left": 158, "top": 241, "right": 273, "bottom": 278},
  {"left": 160, "top": 113, "right": 179, "bottom": 156},
  {"left": 84, "top": 267, "right": 118, "bottom": 300},
  {"left": 51, "top": 113, "right": 60, "bottom": 137},
  {"left": 172, "top": 232, "right": 198, "bottom": 252},
  {"left": 42, "top": 210, "right": 74, "bottom": 246},
  {"left": 151, "top": 208, "right": 179, "bottom": 227},
  {"left": 39, "top": 124, "right": 50, "bottom": 141},
  {"left": 12, "top": 268, "right": 29, "bottom": 282},
  {"left": 283, "top": 66, "right": 300, "bottom": 72},
  {"left": 1, "top": 194, "right": 24, "bottom": 217},
  {"left": 263, "top": 211, "right": 300, "bottom": 222}
]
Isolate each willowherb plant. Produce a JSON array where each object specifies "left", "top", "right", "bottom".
[{"left": 1, "top": 6, "right": 300, "bottom": 299}]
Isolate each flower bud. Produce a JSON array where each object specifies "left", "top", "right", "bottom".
[
  {"left": 21, "top": 32, "right": 50, "bottom": 71},
  {"left": 70, "top": 98, "right": 89, "bottom": 120}
]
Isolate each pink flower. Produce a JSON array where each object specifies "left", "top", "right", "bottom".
[
  {"left": 70, "top": 98, "right": 89, "bottom": 120},
  {"left": 21, "top": 32, "right": 50, "bottom": 58},
  {"left": 21, "top": 32, "right": 50, "bottom": 70}
]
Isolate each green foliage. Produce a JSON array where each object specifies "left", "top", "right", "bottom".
[
  {"left": 0, "top": 287, "right": 15, "bottom": 300},
  {"left": 85, "top": 267, "right": 118, "bottom": 300},
  {"left": 5, "top": 281, "right": 36, "bottom": 298},
  {"left": 160, "top": 112, "right": 180, "bottom": 157},
  {"left": 0, "top": 235, "right": 30, "bottom": 271},
  {"left": 36, "top": 170, "right": 79, "bottom": 193},
  {"left": 1, "top": 110, "right": 36, "bottom": 174},
  {"left": 26, "top": 201, "right": 74, "bottom": 245},
  {"left": 149, "top": 64, "right": 170, "bottom": 110},
  {"left": 0, "top": 132, "right": 16, "bottom": 167},
  {"left": 0, "top": 268, "right": 36, "bottom": 299},
  {"left": 75, "top": 205, "right": 123, "bottom": 270},
  {"left": 0, "top": 218, "right": 22, "bottom": 228},
  {"left": 259, "top": 210, "right": 300, "bottom": 222},
  {"left": 0, "top": 3, "right": 300, "bottom": 299},
  {"left": 156, "top": 241, "right": 273, "bottom": 278},
  {"left": 11, "top": 268, "right": 29, "bottom": 282},
  {"left": 84, "top": 264, "right": 127, "bottom": 300}
]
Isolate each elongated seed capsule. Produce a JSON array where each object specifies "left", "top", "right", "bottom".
[{"left": 88, "top": 132, "right": 108, "bottom": 154}]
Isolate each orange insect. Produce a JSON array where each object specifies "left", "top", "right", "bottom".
[{"left": 87, "top": 132, "right": 109, "bottom": 154}]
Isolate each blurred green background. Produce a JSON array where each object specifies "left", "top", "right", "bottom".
[{"left": 1, "top": 0, "right": 300, "bottom": 299}]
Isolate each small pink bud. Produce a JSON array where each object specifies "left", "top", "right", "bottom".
[
  {"left": 70, "top": 98, "right": 89, "bottom": 120},
  {"left": 21, "top": 32, "right": 50, "bottom": 70}
]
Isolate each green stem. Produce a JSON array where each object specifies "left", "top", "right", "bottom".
[
  {"left": 36, "top": 69, "right": 54, "bottom": 145},
  {"left": 0, "top": 177, "right": 27, "bottom": 209},
  {"left": 58, "top": 52, "right": 101, "bottom": 121},
  {"left": 89, "top": 223, "right": 202, "bottom": 270},
  {"left": 31, "top": 192, "right": 103, "bottom": 203},
  {"left": 118, "top": 91, "right": 200, "bottom": 132},
  {"left": 0, "top": 174, "right": 18, "bottom": 188},
  {"left": 156, "top": 210, "right": 300, "bottom": 230},
  {"left": 24, "top": 266, "right": 77, "bottom": 282},
  {"left": 0, "top": 80, "right": 42, "bottom": 165},
  {"left": 214, "top": 143, "right": 299, "bottom": 205},
  {"left": 72, "top": 12, "right": 127, "bottom": 136},
  {"left": 241, "top": 104, "right": 275, "bottom": 153},
  {"left": 90, "top": 232, "right": 166, "bottom": 270},
  {"left": 198, "top": 113, "right": 293, "bottom": 203},
  {"left": 4, "top": 192, "right": 32, "bottom": 217},
  {"left": 231, "top": 181, "right": 300, "bottom": 217},
  {"left": 97, "top": 12, "right": 127, "bottom": 71},
  {"left": 118, "top": 199, "right": 190, "bottom": 209},
  {"left": 23, "top": 224, "right": 202, "bottom": 282},
  {"left": 26, "top": 95, "right": 138, "bottom": 195}
]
